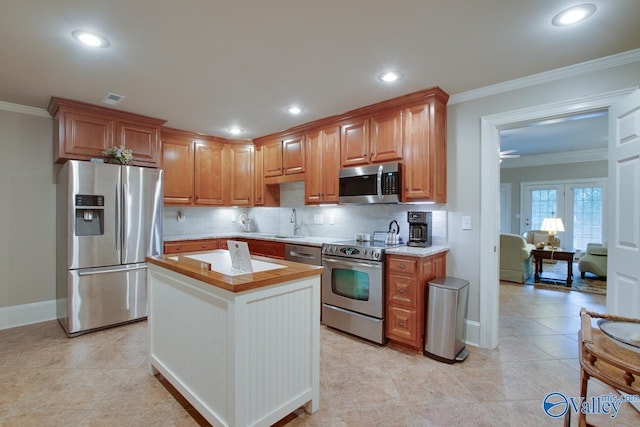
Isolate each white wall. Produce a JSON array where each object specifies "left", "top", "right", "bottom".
[
  {"left": 447, "top": 61, "right": 640, "bottom": 326},
  {"left": 0, "top": 108, "right": 56, "bottom": 308}
]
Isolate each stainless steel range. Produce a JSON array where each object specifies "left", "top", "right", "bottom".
[{"left": 321, "top": 238, "right": 402, "bottom": 344}]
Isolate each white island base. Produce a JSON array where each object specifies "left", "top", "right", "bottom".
[{"left": 147, "top": 263, "right": 320, "bottom": 427}]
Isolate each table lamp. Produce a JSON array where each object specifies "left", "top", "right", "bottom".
[{"left": 541, "top": 217, "right": 565, "bottom": 249}]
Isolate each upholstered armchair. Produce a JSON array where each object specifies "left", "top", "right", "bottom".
[
  {"left": 578, "top": 243, "right": 608, "bottom": 278},
  {"left": 523, "top": 229, "right": 557, "bottom": 248},
  {"left": 500, "top": 233, "right": 535, "bottom": 283}
]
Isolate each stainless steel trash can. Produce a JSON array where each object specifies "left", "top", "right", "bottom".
[{"left": 424, "top": 276, "right": 470, "bottom": 363}]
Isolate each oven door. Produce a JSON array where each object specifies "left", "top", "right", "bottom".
[{"left": 321, "top": 255, "right": 384, "bottom": 318}]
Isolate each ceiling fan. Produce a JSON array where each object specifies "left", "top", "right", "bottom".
[{"left": 499, "top": 149, "right": 520, "bottom": 163}]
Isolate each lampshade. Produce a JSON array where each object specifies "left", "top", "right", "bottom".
[{"left": 540, "top": 217, "right": 565, "bottom": 235}]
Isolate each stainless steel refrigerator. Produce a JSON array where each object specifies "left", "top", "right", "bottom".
[{"left": 56, "top": 160, "right": 163, "bottom": 336}]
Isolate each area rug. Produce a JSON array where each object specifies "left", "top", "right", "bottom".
[{"left": 525, "top": 261, "right": 607, "bottom": 295}]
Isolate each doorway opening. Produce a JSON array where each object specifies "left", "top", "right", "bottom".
[{"left": 478, "top": 88, "right": 635, "bottom": 350}]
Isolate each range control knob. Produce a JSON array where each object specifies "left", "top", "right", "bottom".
[{"left": 374, "top": 252, "right": 380, "bottom": 259}]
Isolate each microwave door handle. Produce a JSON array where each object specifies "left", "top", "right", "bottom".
[{"left": 377, "top": 165, "right": 383, "bottom": 200}]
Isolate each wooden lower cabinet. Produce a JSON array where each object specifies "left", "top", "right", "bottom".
[
  {"left": 165, "top": 238, "right": 285, "bottom": 260},
  {"left": 236, "top": 239, "right": 285, "bottom": 259},
  {"left": 386, "top": 252, "right": 447, "bottom": 351},
  {"left": 163, "top": 239, "right": 221, "bottom": 254}
]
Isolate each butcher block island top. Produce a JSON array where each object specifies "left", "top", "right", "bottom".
[{"left": 146, "top": 249, "right": 323, "bottom": 292}]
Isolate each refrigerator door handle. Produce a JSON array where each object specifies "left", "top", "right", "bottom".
[
  {"left": 122, "top": 182, "right": 127, "bottom": 261},
  {"left": 77, "top": 263, "right": 147, "bottom": 276},
  {"left": 116, "top": 182, "right": 122, "bottom": 256}
]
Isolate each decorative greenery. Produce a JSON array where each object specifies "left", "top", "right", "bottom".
[{"left": 102, "top": 145, "right": 134, "bottom": 165}]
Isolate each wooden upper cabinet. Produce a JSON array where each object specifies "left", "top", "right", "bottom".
[
  {"left": 282, "top": 135, "right": 305, "bottom": 175},
  {"left": 370, "top": 109, "right": 403, "bottom": 163},
  {"left": 254, "top": 144, "right": 265, "bottom": 205},
  {"left": 402, "top": 97, "right": 447, "bottom": 203},
  {"left": 162, "top": 132, "right": 194, "bottom": 205},
  {"left": 48, "top": 97, "right": 165, "bottom": 167},
  {"left": 228, "top": 144, "right": 253, "bottom": 206},
  {"left": 117, "top": 120, "right": 161, "bottom": 167},
  {"left": 340, "top": 118, "right": 369, "bottom": 167},
  {"left": 263, "top": 139, "right": 283, "bottom": 177},
  {"left": 194, "top": 140, "right": 227, "bottom": 206},
  {"left": 305, "top": 126, "right": 340, "bottom": 204}
]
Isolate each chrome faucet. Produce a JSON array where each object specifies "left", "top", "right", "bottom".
[{"left": 290, "top": 208, "right": 301, "bottom": 236}]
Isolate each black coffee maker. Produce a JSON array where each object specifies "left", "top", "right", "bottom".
[{"left": 407, "top": 211, "right": 432, "bottom": 247}]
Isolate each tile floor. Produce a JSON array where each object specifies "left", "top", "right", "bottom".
[{"left": 1, "top": 283, "right": 639, "bottom": 426}]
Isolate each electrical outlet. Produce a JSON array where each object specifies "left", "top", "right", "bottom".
[
  {"left": 329, "top": 215, "right": 335, "bottom": 225},
  {"left": 231, "top": 214, "right": 236, "bottom": 223},
  {"left": 314, "top": 214, "right": 323, "bottom": 225}
]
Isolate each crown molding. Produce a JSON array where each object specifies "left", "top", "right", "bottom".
[
  {"left": 500, "top": 148, "right": 607, "bottom": 169},
  {"left": 0, "top": 100, "right": 50, "bottom": 118},
  {"left": 449, "top": 48, "right": 640, "bottom": 105}
]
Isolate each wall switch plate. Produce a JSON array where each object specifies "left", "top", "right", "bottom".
[
  {"left": 231, "top": 214, "right": 236, "bottom": 223},
  {"left": 314, "top": 214, "right": 323, "bottom": 225},
  {"left": 462, "top": 216, "right": 472, "bottom": 230},
  {"left": 329, "top": 215, "right": 335, "bottom": 225}
]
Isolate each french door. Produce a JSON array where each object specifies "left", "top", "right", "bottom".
[{"left": 522, "top": 179, "right": 606, "bottom": 251}]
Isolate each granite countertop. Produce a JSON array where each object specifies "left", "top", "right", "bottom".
[
  {"left": 385, "top": 245, "right": 449, "bottom": 258},
  {"left": 164, "top": 233, "right": 449, "bottom": 256},
  {"left": 163, "top": 232, "right": 348, "bottom": 247}
]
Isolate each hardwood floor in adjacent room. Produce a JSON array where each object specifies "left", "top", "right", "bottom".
[{"left": 1, "top": 284, "right": 637, "bottom": 426}]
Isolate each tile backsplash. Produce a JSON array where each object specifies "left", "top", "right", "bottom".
[{"left": 163, "top": 181, "right": 447, "bottom": 245}]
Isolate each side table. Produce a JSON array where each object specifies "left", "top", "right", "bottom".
[{"left": 531, "top": 248, "right": 575, "bottom": 286}]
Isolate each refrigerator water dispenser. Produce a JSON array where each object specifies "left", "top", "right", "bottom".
[{"left": 75, "top": 194, "right": 104, "bottom": 236}]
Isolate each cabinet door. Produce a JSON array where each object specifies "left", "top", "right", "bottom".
[
  {"left": 263, "top": 140, "right": 283, "bottom": 177},
  {"left": 304, "top": 130, "right": 322, "bottom": 204},
  {"left": 340, "top": 119, "right": 369, "bottom": 167},
  {"left": 387, "top": 306, "right": 418, "bottom": 347},
  {"left": 321, "top": 126, "right": 341, "bottom": 202},
  {"left": 194, "top": 140, "right": 227, "bottom": 206},
  {"left": 283, "top": 135, "right": 305, "bottom": 175},
  {"left": 162, "top": 135, "right": 194, "bottom": 205},
  {"left": 387, "top": 274, "right": 418, "bottom": 308},
  {"left": 117, "top": 120, "right": 161, "bottom": 167},
  {"left": 228, "top": 144, "right": 253, "bottom": 206},
  {"left": 403, "top": 103, "right": 433, "bottom": 201},
  {"left": 370, "top": 109, "right": 402, "bottom": 163},
  {"left": 62, "top": 110, "right": 114, "bottom": 159},
  {"left": 254, "top": 144, "right": 265, "bottom": 205}
]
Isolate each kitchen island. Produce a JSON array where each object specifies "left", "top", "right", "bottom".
[{"left": 146, "top": 250, "right": 323, "bottom": 427}]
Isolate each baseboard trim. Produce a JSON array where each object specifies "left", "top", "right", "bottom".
[
  {"left": 0, "top": 300, "right": 57, "bottom": 331},
  {"left": 464, "top": 319, "right": 481, "bottom": 348}
]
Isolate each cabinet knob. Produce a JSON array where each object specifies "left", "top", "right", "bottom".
[
  {"left": 398, "top": 264, "right": 405, "bottom": 269},
  {"left": 398, "top": 288, "right": 406, "bottom": 294},
  {"left": 397, "top": 321, "right": 405, "bottom": 327}
]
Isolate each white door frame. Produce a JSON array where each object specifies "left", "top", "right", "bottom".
[
  {"left": 499, "top": 183, "right": 511, "bottom": 233},
  {"left": 479, "top": 88, "right": 636, "bottom": 349}
]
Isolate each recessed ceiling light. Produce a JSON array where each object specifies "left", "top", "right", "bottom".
[
  {"left": 287, "top": 106, "right": 303, "bottom": 115},
  {"left": 552, "top": 4, "right": 596, "bottom": 26},
  {"left": 71, "top": 30, "right": 110, "bottom": 48},
  {"left": 378, "top": 71, "right": 403, "bottom": 83},
  {"left": 228, "top": 127, "right": 244, "bottom": 135}
]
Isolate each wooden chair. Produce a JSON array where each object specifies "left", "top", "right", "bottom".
[{"left": 577, "top": 308, "right": 640, "bottom": 426}]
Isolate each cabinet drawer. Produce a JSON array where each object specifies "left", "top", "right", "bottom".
[
  {"left": 387, "top": 257, "right": 417, "bottom": 275},
  {"left": 386, "top": 306, "right": 418, "bottom": 346},
  {"left": 163, "top": 240, "right": 218, "bottom": 254},
  {"left": 387, "top": 274, "right": 418, "bottom": 308}
]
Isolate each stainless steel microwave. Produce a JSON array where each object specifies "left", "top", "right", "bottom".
[{"left": 338, "top": 162, "right": 401, "bottom": 204}]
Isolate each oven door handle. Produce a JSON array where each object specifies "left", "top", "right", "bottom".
[{"left": 322, "top": 255, "right": 382, "bottom": 270}]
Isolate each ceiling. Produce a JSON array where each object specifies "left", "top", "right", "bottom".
[{"left": 1, "top": 1, "right": 639, "bottom": 140}]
